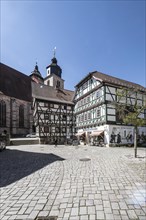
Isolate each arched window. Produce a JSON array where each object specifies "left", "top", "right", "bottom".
[
  {"left": 19, "top": 105, "right": 24, "bottom": 128},
  {"left": 0, "top": 100, "right": 6, "bottom": 127}
]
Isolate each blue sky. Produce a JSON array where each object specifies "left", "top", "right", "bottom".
[{"left": 1, "top": 0, "right": 145, "bottom": 90}]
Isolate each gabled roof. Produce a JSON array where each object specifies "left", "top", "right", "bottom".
[
  {"left": 75, "top": 71, "right": 146, "bottom": 92},
  {"left": 32, "top": 82, "right": 75, "bottom": 105},
  {"left": 0, "top": 63, "right": 32, "bottom": 102}
]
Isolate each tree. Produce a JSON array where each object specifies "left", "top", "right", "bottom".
[{"left": 115, "top": 87, "right": 146, "bottom": 158}]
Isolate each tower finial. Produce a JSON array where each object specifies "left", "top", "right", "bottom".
[{"left": 53, "top": 47, "right": 56, "bottom": 57}]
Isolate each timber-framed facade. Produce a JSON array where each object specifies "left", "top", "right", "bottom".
[
  {"left": 32, "top": 85, "right": 75, "bottom": 144},
  {"left": 31, "top": 56, "right": 75, "bottom": 144},
  {"left": 74, "top": 71, "right": 146, "bottom": 146}
]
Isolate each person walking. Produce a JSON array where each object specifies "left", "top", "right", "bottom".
[
  {"left": 54, "top": 138, "right": 58, "bottom": 147},
  {"left": 117, "top": 132, "right": 122, "bottom": 144}
]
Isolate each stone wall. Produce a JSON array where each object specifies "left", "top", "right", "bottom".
[{"left": 0, "top": 94, "right": 33, "bottom": 137}]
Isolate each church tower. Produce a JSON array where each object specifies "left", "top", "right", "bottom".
[
  {"left": 30, "top": 63, "right": 44, "bottom": 84},
  {"left": 44, "top": 51, "right": 64, "bottom": 89},
  {"left": 46, "top": 57, "right": 62, "bottom": 78}
]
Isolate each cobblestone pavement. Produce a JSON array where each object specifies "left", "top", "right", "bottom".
[{"left": 0, "top": 145, "right": 146, "bottom": 220}]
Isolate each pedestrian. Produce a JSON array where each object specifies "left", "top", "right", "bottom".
[
  {"left": 117, "top": 132, "right": 122, "bottom": 144},
  {"left": 110, "top": 132, "right": 116, "bottom": 143},
  {"left": 54, "top": 139, "right": 58, "bottom": 147}
]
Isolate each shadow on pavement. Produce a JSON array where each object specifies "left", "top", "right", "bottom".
[{"left": 0, "top": 149, "right": 65, "bottom": 187}]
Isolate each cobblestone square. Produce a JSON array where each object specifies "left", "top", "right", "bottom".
[{"left": 0, "top": 145, "right": 146, "bottom": 220}]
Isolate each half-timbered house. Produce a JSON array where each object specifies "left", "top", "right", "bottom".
[
  {"left": 74, "top": 71, "right": 146, "bottom": 146},
  {"left": 32, "top": 56, "right": 75, "bottom": 144}
]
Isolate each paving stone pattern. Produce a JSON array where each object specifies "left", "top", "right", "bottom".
[{"left": 0, "top": 145, "right": 146, "bottom": 220}]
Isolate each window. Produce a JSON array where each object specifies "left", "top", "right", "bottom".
[
  {"left": 88, "top": 112, "right": 91, "bottom": 120},
  {"left": 44, "top": 102, "right": 49, "bottom": 107},
  {"left": 144, "top": 109, "right": 146, "bottom": 119},
  {"left": 92, "top": 92, "right": 95, "bottom": 100},
  {"left": 50, "top": 103, "right": 54, "bottom": 108},
  {"left": 56, "top": 80, "right": 60, "bottom": 88},
  {"left": 44, "top": 126, "right": 49, "bottom": 133},
  {"left": 78, "top": 116, "right": 81, "bottom": 122},
  {"left": 81, "top": 115, "right": 84, "bottom": 122},
  {"left": 62, "top": 115, "right": 67, "bottom": 120},
  {"left": 47, "top": 80, "right": 50, "bottom": 86},
  {"left": 96, "top": 90, "right": 100, "bottom": 98},
  {"left": 83, "top": 82, "right": 88, "bottom": 90},
  {"left": 87, "top": 96, "right": 90, "bottom": 103},
  {"left": 62, "top": 105, "right": 66, "bottom": 110},
  {"left": 19, "top": 105, "right": 24, "bottom": 128},
  {"left": 84, "top": 113, "right": 87, "bottom": 121},
  {"left": 0, "top": 100, "right": 6, "bottom": 127},
  {"left": 62, "top": 127, "right": 66, "bottom": 133},
  {"left": 44, "top": 113, "right": 49, "bottom": 120},
  {"left": 97, "top": 108, "right": 100, "bottom": 117},
  {"left": 55, "top": 127, "right": 60, "bottom": 133}
]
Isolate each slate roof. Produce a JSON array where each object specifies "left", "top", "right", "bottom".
[
  {"left": 0, "top": 63, "right": 32, "bottom": 102},
  {"left": 75, "top": 71, "right": 146, "bottom": 92},
  {"left": 32, "top": 82, "right": 75, "bottom": 105}
]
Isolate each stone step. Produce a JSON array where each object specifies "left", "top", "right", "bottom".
[{"left": 10, "top": 138, "right": 40, "bottom": 145}]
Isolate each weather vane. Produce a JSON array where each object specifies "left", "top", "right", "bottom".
[{"left": 53, "top": 47, "right": 56, "bottom": 57}]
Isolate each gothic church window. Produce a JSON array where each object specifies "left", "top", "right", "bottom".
[
  {"left": 0, "top": 100, "right": 6, "bottom": 127},
  {"left": 19, "top": 105, "right": 24, "bottom": 128}
]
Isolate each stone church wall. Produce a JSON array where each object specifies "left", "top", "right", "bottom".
[{"left": 0, "top": 94, "right": 33, "bottom": 137}]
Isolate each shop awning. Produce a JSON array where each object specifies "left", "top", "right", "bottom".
[
  {"left": 90, "top": 131, "right": 104, "bottom": 137},
  {"left": 75, "top": 132, "right": 85, "bottom": 136}
]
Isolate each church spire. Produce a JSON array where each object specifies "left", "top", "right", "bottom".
[
  {"left": 53, "top": 47, "right": 56, "bottom": 58},
  {"left": 46, "top": 49, "right": 62, "bottom": 78},
  {"left": 30, "top": 62, "right": 43, "bottom": 83}
]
